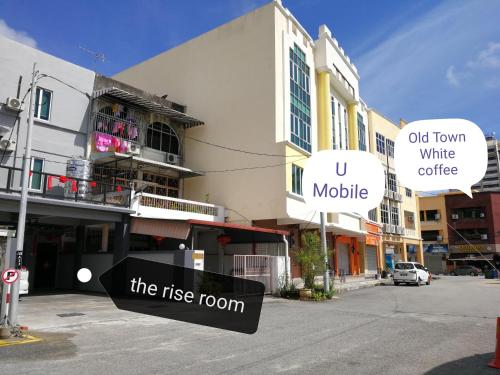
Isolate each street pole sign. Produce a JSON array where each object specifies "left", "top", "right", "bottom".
[{"left": 2, "top": 268, "right": 20, "bottom": 285}]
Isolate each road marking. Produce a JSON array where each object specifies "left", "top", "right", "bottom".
[{"left": 0, "top": 335, "right": 42, "bottom": 347}]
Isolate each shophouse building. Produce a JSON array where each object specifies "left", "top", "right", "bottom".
[{"left": 115, "top": 0, "right": 379, "bottom": 278}]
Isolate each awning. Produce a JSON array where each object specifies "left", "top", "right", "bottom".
[
  {"left": 131, "top": 218, "right": 191, "bottom": 240},
  {"left": 93, "top": 87, "right": 204, "bottom": 128},
  {"left": 90, "top": 152, "right": 203, "bottom": 178},
  {"left": 188, "top": 219, "right": 289, "bottom": 244}
]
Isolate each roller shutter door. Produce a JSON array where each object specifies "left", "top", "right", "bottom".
[{"left": 365, "top": 245, "right": 378, "bottom": 274}]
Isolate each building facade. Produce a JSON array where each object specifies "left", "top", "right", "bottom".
[
  {"left": 115, "top": 0, "right": 380, "bottom": 278},
  {"left": 366, "top": 110, "right": 423, "bottom": 271},
  {"left": 471, "top": 134, "right": 499, "bottom": 192},
  {"left": 445, "top": 191, "right": 500, "bottom": 268},
  {"left": 418, "top": 194, "right": 449, "bottom": 274}
]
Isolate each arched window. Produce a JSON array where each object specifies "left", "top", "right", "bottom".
[{"left": 146, "top": 122, "right": 180, "bottom": 155}]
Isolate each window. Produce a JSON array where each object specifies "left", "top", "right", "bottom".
[
  {"left": 30, "top": 157, "right": 44, "bottom": 190},
  {"left": 338, "top": 103, "right": 343, "bottom": 149},
  {"left": 331, "top": 97, "right": 336, "bottom": 149},
  {"left": 376, "top": 133, "right": 385, "bottom": 154},
  {"left": 290, "top": 44, "right": 311, "bottom": 153},
  {"left": 421, "top": 230, "right": 440, "bottom": 241},
  {"left": 388, "top": 173, "right": 397, "bottom": 192},
  {"left": 34, "top": 87, "right": 52, "bottom": 121},
  {"left": 395, "top": 263, "right": 415, "bottom": 270},
  {"left": 292, "top": 164, "right": 303, "bottom": 195},
  {"left": 386, "top": 139, "right": 395, "bottom": 158},
  {"left": 146, "top": 122, "right": 180, "bottom": 155},
  {"left": 420, "top": 210, "right": 425, "bottom": 222},
  {"left": 405, "top": 188, "right": 412, "bottom": 197},
  {"left": 368, "top": 208, "right": 377, "bottom": 222},
  {"left": 391, "top": 205, "right": 400, "bottom": 226},
  {"left": 357, "top": 113, "right": 366, "bottom": 151},
  {"left": 455, "top": 228, "right": 488, "bottom": 241},
  {"left": 380, "top": 203, "right": 389, "bottom": 224},
  {"left": 452, "top": 207, "right": 485, "bottom": 219},
  {"left": 425, "top": 210, "right": 439, "bottom": 221}
]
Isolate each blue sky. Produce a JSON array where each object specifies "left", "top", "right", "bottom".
[{"left": 1, "top": 0, "right": 499, "bottom": 134}]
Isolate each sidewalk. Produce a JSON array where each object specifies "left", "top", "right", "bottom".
[{"left": 292, "top": 275, "right": 394, "bottom": 293}]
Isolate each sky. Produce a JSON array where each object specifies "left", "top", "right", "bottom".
[{"left": 0, "top": 0, "right": 499, "bottom": 135}]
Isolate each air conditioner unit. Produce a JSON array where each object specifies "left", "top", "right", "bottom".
[
  {"left": 480, "top": 234, "right": 488, "bottom": 240},
  {"left": 394, "top": 193, "right": 402, "bottom": 202},
  {"left": 127, "top": 143, "right": 141, "bottom": 155},
  {"left": 166, "top": 153, "right": 180, "bottom": 165},
  {"left": 395, "top": 226, "right": 404, "bottom": 235},
  {"left": 0, "top": 138, "right": 16, "bottom": 152},
  {"left": 5, "top": 97, "right": 24, "bottom": 112},
  {"left": 436, "top": 235, "right": 443, "bottom": 241},
  {"left": 435, "top": 213, "right": 441, "bottom": 220},
  {"left": 384, "top": 189, "right": 391, "bottom": 198},
  {"left": 451, "top": 213, "right": 459, "bottom": 220},
  {"left": 390, "top": 224, "right": 396, "bottom": 234}
]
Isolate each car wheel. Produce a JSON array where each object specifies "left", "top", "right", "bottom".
[
  {"left": 450, "top": 271, "right": 456, "bottom": 276},
  {"left": 426, "top": 278, "right": 431, "bottom": 285},
  {"left": 469, "top": 271, "right": 475, "bottom": 276},
  {"left": 417, "top": 278, "right": 421, "bottom": 287},
  {"left": 394, "top": 282, "right": 399, "bottom": 286}
]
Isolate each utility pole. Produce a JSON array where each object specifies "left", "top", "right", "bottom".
[
  {"left": 320, "top": 212, "right": 329, "bottom": 292},
  {"left": 8, "top": 63, "right": 37, "bottom": 327}
]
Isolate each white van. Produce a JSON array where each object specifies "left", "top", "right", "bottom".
[{"left": 393, "top": 262, "right": 431, "bottom": 286}]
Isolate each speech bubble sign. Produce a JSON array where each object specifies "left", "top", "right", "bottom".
[
  {"left": 394, "top": 119, "right": 487, "bottom": 197},
  {"left": 302, "top": 150, "right": 385, "bottom": 218}
]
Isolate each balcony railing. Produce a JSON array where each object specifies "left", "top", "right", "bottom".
[
  {"left": 133, "top": 193, "right": 224, "bottom": 222},
  {"left": 92, "top": 112, "right": 141, "bottom": 143},
  {"left": 405, "top": 228, "right": 417, "bottom": 237},
  {"left": 0, "top": 165, "right": 131, "bottom": 208}
]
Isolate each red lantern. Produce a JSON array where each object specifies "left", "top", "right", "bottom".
[
  {"left": 217, "top": 234, "right": 231, "bottom": 247},
  {"left": 71, "top": 179, "right": 78, "bottom": 193},
  {"left": 116, "top": 185, "right": 122, "bottom": 192},
  {"left": 152, "top": 236, "right": 165, "bottom": 244},
  {"left": 47, "top": 175, "right": 54, "bottom": 190},
  {"left": 59, "top": 175, "right": 67, "bottom": 183},
  {"left": 29, "top": 171, "right": 33, "bottom": 177},
  {"left": 90, "top": 181, "right": 97, "bottom": 188}
]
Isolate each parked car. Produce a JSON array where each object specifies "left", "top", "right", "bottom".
[
  {"left": 393, "top": 262, "right": 431, "bottom": 286},
  {"left": 450, "top": 265, "right": 481, "bottom": 276}
]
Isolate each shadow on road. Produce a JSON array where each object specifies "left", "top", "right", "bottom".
[{"left": 424, "top": 353, "right": 497, "bottom": 375}]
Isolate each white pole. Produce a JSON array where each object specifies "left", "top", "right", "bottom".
[
  {"left": 9, "top": 62, "right": 37, "bottom": 327},
  {"left": 320, "top": 212, "right": 330, "bottom": 292}
]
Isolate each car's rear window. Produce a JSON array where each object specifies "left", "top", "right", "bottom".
[{"left": 395, "top": 263, "right": 414, "bottom": 270}]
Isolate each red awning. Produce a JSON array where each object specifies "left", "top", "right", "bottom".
[{"left": 188, "top": 219, "right": 289, "bottom": 236}]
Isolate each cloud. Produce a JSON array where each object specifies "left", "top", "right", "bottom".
[
  {"left": 468, "top": 42, "right": 500, "bottom": 69},
  {"left": 0, "top": 19, "right": 36, "bottom": 47},
  {"left": 446, "top": 65, "right": 460, "bottom": 87},
  {"left": 355, "top": 0, "right": 500, "bottom": 131}
]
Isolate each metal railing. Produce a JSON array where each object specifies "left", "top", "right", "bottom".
[
  {"left": 0, "top": 165, "right": 131, "bottom": 208},
  {"left": 138, "top": 193, "right": 220, "bottom": 217},
  {"left": 233, "top": 255, "right": 273, "bottom": 293},
  {"left": 92, "top": 111, "right": 141, "bottom": 142}
]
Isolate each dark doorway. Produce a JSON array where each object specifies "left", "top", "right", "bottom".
[{"left": 34, "top": 243, "right": 58, "bottom": 289}]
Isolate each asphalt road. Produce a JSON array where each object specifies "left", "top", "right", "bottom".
[{"left": 2, "top": 276, "right": 499, "bottom": 375}]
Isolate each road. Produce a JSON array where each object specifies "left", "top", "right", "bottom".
[{"left": 1, "top": 276, "right": 499, "bottom": 375}]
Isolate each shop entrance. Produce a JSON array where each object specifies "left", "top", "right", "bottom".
[{"left": 34, "top": 243, "right": 58, "bottom": 289}]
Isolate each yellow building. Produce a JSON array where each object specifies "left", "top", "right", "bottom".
[
  {"left": 366, "top": 110, "right": 424, "bottom": 271},
  {"left": 418, "top": 193, "right": 449, "bottom": 274}
]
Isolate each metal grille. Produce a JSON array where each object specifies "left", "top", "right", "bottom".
[{"left": 233, "top": 255, "right": 273, "bottom": 294}]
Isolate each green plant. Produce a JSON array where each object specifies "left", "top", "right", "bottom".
[{"left": 293, "top": 232, "right": 328, "bottom": 289}]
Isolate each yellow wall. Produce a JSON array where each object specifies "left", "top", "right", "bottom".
[
  {"left": 418, "top": 194, "right": 448, "bottom": 242},
  {"left": 316, "top": 71, "right": 332, "bottom": 151}
]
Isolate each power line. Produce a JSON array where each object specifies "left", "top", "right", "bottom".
[
  {"left": 185, "top": 135, "right": 304, "bottom": 158},
  {"left": 192, "top": 156, "right": 309, "bottom": 173}
]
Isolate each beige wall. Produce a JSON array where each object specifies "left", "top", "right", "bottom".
[{"left": 115, "top": 2, "right": 290, "bottom": 223}]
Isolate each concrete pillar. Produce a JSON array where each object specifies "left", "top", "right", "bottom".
[
  {"left": 101, "top": 224, "right": 109, "bottom": 252},
  {"left": 347, "top": 102, "right": 358, "bottom": 150},
  {"left": 317, "top": 71, "right": 333, "bottom": 151},
  {"left": 402, "top": 241, "right": 408, "bottom": 262},
  {"left": 416, "top": 240, "right": 424, "bottom": 265},
  {"left": 72, "top": 225, "right": 85, "bottom": 289},
  {"left": 113, "top": 215, "right": 130, "bottom": 264}
]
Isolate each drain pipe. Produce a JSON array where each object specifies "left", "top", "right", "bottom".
[{"left": 283, "top": 235, "right": 290, "bottom": 287}]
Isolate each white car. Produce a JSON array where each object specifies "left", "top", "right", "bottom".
[{"left": 393, "top": 262, "right": 430, "bottom": 286}]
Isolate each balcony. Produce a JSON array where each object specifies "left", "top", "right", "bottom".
[
  {"left": 0, "top": 165, "right": 131, "bottom": 208},
  {"left": 405, "top": 228, "right": 417, "bottom": 238},
  {"left": 132, "top": 193, "right": 225, "bottom": 222}
]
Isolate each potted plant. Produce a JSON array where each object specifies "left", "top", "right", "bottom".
[{"left": 294, "top": 231, "right": 326, "bottom": 300}]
